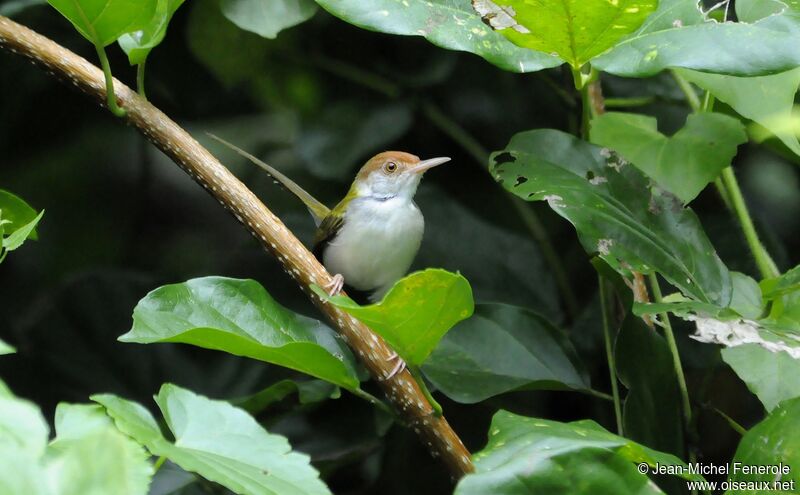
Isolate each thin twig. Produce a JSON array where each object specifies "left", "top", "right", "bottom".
[{"left": 0, "top": 15, "right": 473, "bottom": 477}]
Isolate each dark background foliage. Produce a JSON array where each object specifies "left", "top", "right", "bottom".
[{"left": 1, "top": 0, "right": 798, "bottom": 492}]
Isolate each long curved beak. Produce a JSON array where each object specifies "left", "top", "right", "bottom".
[{"left": 409, "top": 156, "right": 451, "bottom": 174}]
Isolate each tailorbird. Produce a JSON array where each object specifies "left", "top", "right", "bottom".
[{"left": 210, "top": 135, "right": 450, "bottom": 303}]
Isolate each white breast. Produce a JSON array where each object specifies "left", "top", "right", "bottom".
[{"left": 322, "top": 196, "right": 424, "bottom": 297}]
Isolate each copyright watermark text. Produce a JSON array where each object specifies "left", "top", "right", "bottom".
[{"left": 637, "top": 462, "right": 796, "bottom": 492}]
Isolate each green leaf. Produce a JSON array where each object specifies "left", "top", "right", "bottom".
[
  {"left": 475, "top": 0, "right": 657, "bottom": 69},
  {"left": 313, "top": 269, "right": 474, "bottom": 366},
  {"left": 3, "top": 210, "right": 44, "bottom": 252},
  {"left": 0, "top": 339, "right": 15, "bottom": 356},
  {"left": 297, "top": 101, "right": 413, "bottom": 181},
  {"left": 313, "top": 0, "right": 560, "bottom": 73},
  {"left": 594, "top": 0, "right": 800, "bottom": 77},
  {"left": 186, "top": 0, "right": 270, "bottom": 87},
  {"left": 46, "top": 0, "right": 159, "bottom": 46},
  {"left": 48, "top": 404, "right": 153, "bottom": 495},
  {"left": 590, "top": 112, "right": 747, "bottom": 203},
  {"left": 723, "top": 344, "right": 800, "bottom": 413},
  {"left": 728, "top": 397, "right": 800, "bottom": 493},
  {"left": 221, "top": 0, "right": 318, "bottom": 39},
  {"left": 93, "top": 384, "right": 332, "bottom": 495},
  {"left": 421, "top": 303, "right": 590, "bottom": 403},
  {"left": 455, "top": 410, "right": 702, "bottom": 494},
  {"left": 120, "top": 276, "right": 360, "bottom": 390},
  {"left": 118, "top": 0, "right": 186, "bottom": 65},
  {"left": 676, "top": 68, "right": 800, "bottom": 157},
  {"left": 232, "top": 379, "right": 340, "bottom": 415},
  {"left": 0, "top": 189, "right": 38, "bottom": 236},
  {"left": 0, "top": 390, "right": 49, "bottom": 459},
  {"left": 616, "top": 316, "right": 684, "bottom": 460},
  {"left": 491, "top": 129, "right": 732, "bottom": 307}
]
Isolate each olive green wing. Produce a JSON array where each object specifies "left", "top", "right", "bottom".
[{"left": 312, "top": 212, "right": 345, "bottom": 260}]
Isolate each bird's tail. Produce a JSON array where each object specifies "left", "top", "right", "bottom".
[{"left": 207, "top": 133, "right": 330, "bottom": 225}]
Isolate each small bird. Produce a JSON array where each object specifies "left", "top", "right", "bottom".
[{"left": 209, "top": 135, "right": 450, "bottom": 304}]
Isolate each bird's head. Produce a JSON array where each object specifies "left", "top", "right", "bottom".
[{"left": 353, "top": 151, "right": 451, "bottom": 200}]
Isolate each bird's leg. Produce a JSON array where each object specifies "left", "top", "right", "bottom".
[
  {"left": 324, "top": 273, "right": 345, "bottom": 296},
  {"left": 384, "top": 351, "right": 407, "bottom": 380}
]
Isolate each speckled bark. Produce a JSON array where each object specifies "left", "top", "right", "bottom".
[{"left": 0, "top": 15, "right": 473, "bottom": 477}]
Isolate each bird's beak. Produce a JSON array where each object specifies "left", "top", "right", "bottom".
[{"left": 409, "top": 156, "right": 451, "bottom": 174}]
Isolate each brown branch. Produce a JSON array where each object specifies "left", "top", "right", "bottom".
[{"left": 0, "top": 15, "right": 473, "bottom": 477}]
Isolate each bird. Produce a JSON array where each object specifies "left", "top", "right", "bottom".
[{"left": 208, "top": 134, "right": 450, "bottom": 302}]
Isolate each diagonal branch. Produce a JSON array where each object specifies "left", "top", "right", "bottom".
[{"left": 0, "top": 15, "right": 473, "bottom": 477}]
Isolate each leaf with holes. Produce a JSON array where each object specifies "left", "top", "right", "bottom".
[
  {"left": 473, "top": 0, "right": 658, "bottom": 68},
  {"left": 314, "top": 269, "right": 474, "bottom": 366},
  {"left": 120, "top": 276, "right": 361, "bottom": 390},
  {"left": 93, "top": 384, "right": 331, "bottom": 495},
  {"left": 313, "top": 0, "right": 561, "bottom": 73},
  {"left": 46, "top": 0, "right": 159, "bottom": 46},
  {"left": 591, "top": 112, "right": 748, "bottom": 203},
  {"left": 491, "top": 129, "right": 732, "bottom": 306}
]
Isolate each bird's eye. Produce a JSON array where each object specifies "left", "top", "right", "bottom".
[{"left": 384, "top": 162, "right": 398, "bottom": 173}]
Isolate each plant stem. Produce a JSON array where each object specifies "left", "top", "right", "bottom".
[
  {"left": 350, "top": 387, "right": 395, "bottom": 416},
  {"left": 153, "top": 456, "right": 166, "bottom": 473},
  {"left": 599, "top": 276, "right": 624, "bottom": 435},
  {"left": 94, "top": 44, "right": 126, "bottom": 117},
  {"left": 603, "top": 96, "right": 656, "bottom": 108},
  {"left": 712, "top": 407, "right": 747, "bottom": 436},
  {"left": 409, "top": 366, "right": 442, "bottom": 417},
  {"left": 422, "top": 102, "right": 580, "bottom": 319},
  {"left": 136, "top": 60, "right": 147, "bottom": 99},
  {"left": 648, "top": 274, "right": 692, "bottom": 430},
  {"left": 720, "top": 167, "right": 781, "bottom": 278},
  {"left": 671, "top": 70, "right": 701, "bottom": 112}
]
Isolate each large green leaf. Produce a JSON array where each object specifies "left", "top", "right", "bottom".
[
  {"left": 491, "top": 129, "right": 732, "bottom": 307},
  {"left": 594, "top": 0, "right": 800, "bottom": 77},
  {"left": 421, "top": 303, "right": 590, "bottom": 403},
  {"left": 676, "top": 68, "right": 800, "bottom": 157},
  {"left": 591, "top": 112, "right": 748, "bottom": 203},
  {"left": 93, "top": 384, "right": 331, "bottom": 495},
  {"left": 48, "top": 404, "right": 153, "bottom": 495},
  {"left": 221, "top": 0, "right": 318, "bottom": 39},
  {"left": 314, "top": 269, "right": 474, "bottom": 366},
  {"left": 120, "top": 276, "right": 360, "bottom": 390},
  {"left": 186, "top": 0, "right": 270, "bottom": 87},
  {"left": 46, "top": 0, "right": 159, "bottom": 46},
  {"left": 616, "top": 316, "right": 684, "bottom": 461},
  {"left": 0, "top": 339, "right": 14, "bottom": 355},
  {"left": 118, "top": 0, "right": 186, "bottom": 65},
  {"left": 728, "top": 397, "right": 800, "bottom": 493},
  {"left": 722, "top": 344, "right": 800, "bottom": 413},
  {"left": 0, "top": 389, "right": 49, "bottom": 459},
  {"left": 474, "top": 0, "right": 657, "bottom": 68},
  {"left": 313, "top": 0, "right": 561, "bottom": 73},
  {"left": 454, "top": 410, "right": 702, "bottom": 494}
]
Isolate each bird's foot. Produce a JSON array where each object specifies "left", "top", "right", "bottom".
[
  {"left": 324, "top": 274, "right": 345, "bottom": 296},
  {"left": 383, "top": 351, "right": 406, "bottom": 380}
]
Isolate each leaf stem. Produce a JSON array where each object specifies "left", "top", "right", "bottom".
[
  {"left": 153, "top": 455, "right": 166, "bottom": 473},
  {"left": 711, "top": 406, "right": 747, "bottom": 436},
  {"left": 648, "top": 273, "right": 692, "bottom": 431},
  {"left": 720, "top": 166, "right": 780, "bottom": 278},
  {"left": 137, "top": 60, "right": 147, "bottom": 100},
  {"left": 599, "top": 276, "right": 624, "bottom": 435},
  {"left": 410, "top": 366, "right": 442, "bottom": 417},
  {"left": 350, "top": 387, "right": 394, "bottom": 416},
  {"left": 94, "top": 44, "right": 126, "bottom": 117},
  {"left": 671, "top": 70, "right": 701, "bottom": 112},
  {"left": 603, "top": 96, "right": 655, "bottom": 108}
]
